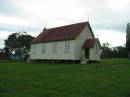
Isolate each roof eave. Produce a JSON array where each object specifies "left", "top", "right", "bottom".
[{"left": 31, "top": 38, "right": 76, "bottom": 44}]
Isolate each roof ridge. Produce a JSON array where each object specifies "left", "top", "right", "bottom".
[{"left": 44, "top": 21, "right": 88, "bottom": 30}]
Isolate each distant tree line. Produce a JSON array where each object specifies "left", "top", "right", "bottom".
[
  {"left": 101, "top": 42, "right": 128, "bottom": 58},
  {"left": 0, "top": 49, "right": 6, "bottom": 59}
]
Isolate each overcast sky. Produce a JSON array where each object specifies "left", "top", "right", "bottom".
[{"left": 0, "top": 0, "right": 130, "bottom": 48}]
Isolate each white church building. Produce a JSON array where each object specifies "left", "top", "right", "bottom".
[{"left": 30, "top": 22, "right": 101, "bottom": 64}]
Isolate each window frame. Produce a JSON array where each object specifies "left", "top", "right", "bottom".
[
  {"left": 65, "top": 41, "right": 70, "bottom": 53},
  {"left": 42, "top": 44, "right": 46, "bottom": 53},
  {"left": 52, "top": 42, "right": 57, "bottom": 53},
  {"left": 33, "top": 44, "right": 36, "bottom": 54}
]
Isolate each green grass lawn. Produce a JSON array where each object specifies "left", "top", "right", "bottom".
[{"left": 0, "top": 59, "right": 130, "bottom": 97}]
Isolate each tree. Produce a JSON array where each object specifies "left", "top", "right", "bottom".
[
  {"left": 4, "top": 32, "right": 34, "bottom": 60},
  {"left": 101, "top": 42, "right": 112, "bottom": 58},
  {"left": 126, "top": 39, "right": 130, "bottom": 58},
  {"left": 126, "top": 39, "right": 130, "bottom": 50},
  {"left": 112, "top": 46, "right": 127, "bottom": 58},
  {"left": 126, "top": 23, "right": 130, "bottom": 58},
  {"left": 101, "top": 42, "right": 127, "bottom": 58},
  {"left": 3, "top": 46, "right": 10, "bottom": 59}
]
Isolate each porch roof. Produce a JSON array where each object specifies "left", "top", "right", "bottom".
[{"left": 82, "top": 38, "right": 96, "bottom": 49}]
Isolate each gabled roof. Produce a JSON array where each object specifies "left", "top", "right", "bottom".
[{"left": 31, "top": 22, "right": 94, "bottom": 44}]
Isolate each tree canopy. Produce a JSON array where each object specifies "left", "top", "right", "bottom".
[
  {"left": 101, "top": 42, "right": 127, "bottom": 58},
  {"left": 4, "top": 32, "right": 34, "bottom": 58}
]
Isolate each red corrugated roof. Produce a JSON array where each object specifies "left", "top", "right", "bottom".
[
  {"left": 82, "top": 38, "right": 96, "bottom": 48},
  {"left": 31, "top": 22, "right": 88, "bottom": 44}
]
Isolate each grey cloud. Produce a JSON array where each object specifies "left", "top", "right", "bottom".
[
  {"left": 75, "top": 0, "right": 130, "bottom": 33},
  {"left": 1, "top": 0, "right": 130, "bottom": 33},
  {"left": 0, "top": 24, "right": 41, "bottom": 32}
]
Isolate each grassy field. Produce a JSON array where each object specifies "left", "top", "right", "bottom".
[{"left": 0, "top": 59, "right": 130, "bottom": 97}]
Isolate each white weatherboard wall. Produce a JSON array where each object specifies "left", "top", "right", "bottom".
[
  {"left": 30, "top": 40, "right": 75, "bottom": 60},
  {"left": 89, "top": 41, "right": 100, "bottom": 61},
  {"left": 75, "top": 25, "right": 94, "bottom": 60}
]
